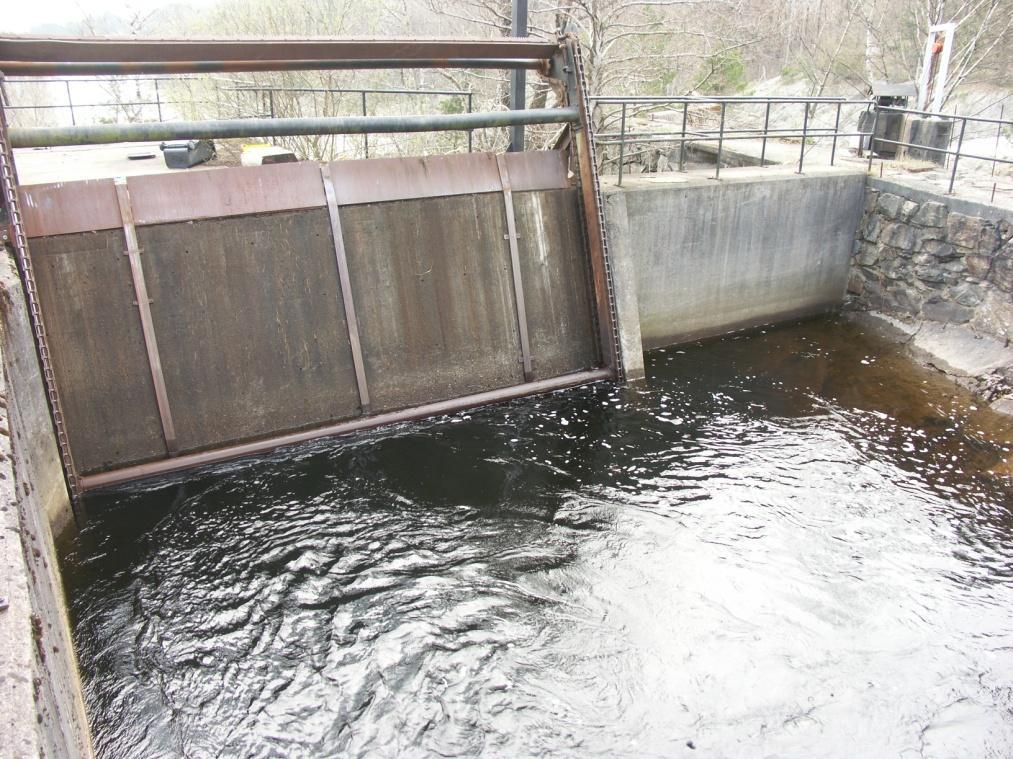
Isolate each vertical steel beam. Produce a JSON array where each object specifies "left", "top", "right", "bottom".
[
  {"left": 0, "top": 77, "right": 82, "bottom": 503},
  {"left": 320, "top": 166, "right": 371, "bottom": 413},
  {"left": 113, "top": 178, "right": 178, "bottom": 454},
  {"left": 508, "top": 0, "right": 529, "bottom": 152},
  {"left": 617, "top": 102, "right": 627, "bottom": 186},
  {"left": 565, "top": 38, "right": 623, "bottom": 380},
  {"left": 361, "top": 91, "right": 369, "bottom": 158},
  {"left": 496, "top": 154, "right": 533, "bottom": 382}
]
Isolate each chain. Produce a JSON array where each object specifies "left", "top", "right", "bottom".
[
  {"left": 570, "top": 43, "right": 625, "bottom": 381},
  {"left": 0, "top": 77, "right": 81, "bottom": 500}
]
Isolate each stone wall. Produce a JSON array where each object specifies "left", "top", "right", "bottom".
[
  {"left": 847, "top": 178, "right": 1013, "bottom": 408},
  {"left": 848, "top": 179, "right": 1012, "bottom": 340}
]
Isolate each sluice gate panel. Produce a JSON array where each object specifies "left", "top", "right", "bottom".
[{"left": 18, "top": 151, "right": 604, "bottom": 487}]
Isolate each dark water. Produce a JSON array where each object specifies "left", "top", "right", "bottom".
[{"left": 63, "top": 316, "right": 1013, "bottom": 759}]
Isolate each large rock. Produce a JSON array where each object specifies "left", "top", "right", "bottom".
[
  {"left": 864, "top": 190, "right": 880, "bottom": 216},
  {"left": 877, "top": 193, "right": 905, "bottom": 220},
  {"left": 856, "top": 242, "right": 879, "bottom": 266},
  {"left": 966, "top": 252, "right": 994, "bottom": 280},
  {"left": 861, "top": 213, "right": 882, "bottom": 242},
  {"left": 911, "top": 201, "right": 948, "bottom": 227},
  {"left": 921, "top": 298, "right": 974, "bottom": 324},
  {"left": 920, "top": 240, "right": 957, "bottom": 260},
  {"left": 880, "top": 221, "right": 917, "bottom": 249},
  {"left": 947, "top": 212, "right": 985, "bottom": 249},
  {"left": 991, "top": 252, "right": 1013, "bottom": 292}
]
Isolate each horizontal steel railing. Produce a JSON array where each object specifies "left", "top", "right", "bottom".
[
  {"left": 589, "top": 95, "right": 873, "bottom": 183},
  {"left": 591, "top": 95, "right": 1012, "bottom": 198}
]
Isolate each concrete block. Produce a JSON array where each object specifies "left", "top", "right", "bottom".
[{"left": 603, "top": 192, "right": 646, "bottom": 381}]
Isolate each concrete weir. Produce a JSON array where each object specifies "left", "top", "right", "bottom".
[{"left": 604, "top": 166, "right": 867, "bottom": 349}]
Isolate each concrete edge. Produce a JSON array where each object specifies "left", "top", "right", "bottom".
[
  {"left": 844, "top": 310, "right": 1013, "bottom": 416},
  {"left": 867, "top": 177, "right": 1010, "bottom": 222}
]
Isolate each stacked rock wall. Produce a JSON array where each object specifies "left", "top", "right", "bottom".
[{"left": 848, "top": 178, "right": 1012, "bottom": 341}]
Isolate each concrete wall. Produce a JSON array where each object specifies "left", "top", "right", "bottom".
[
  {"left": 0, "top": 252, "right": 93, "bottom": 758},
  {"left": 604, "top": 166, "right": 867, "bottom": 349}
]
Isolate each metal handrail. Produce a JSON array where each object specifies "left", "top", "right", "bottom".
[
  {"left": 591, "top": 96, "right": 873, "bottom": 184},
  {"left": 591, "top": 95, "right": 1010, "bottom": 199}
]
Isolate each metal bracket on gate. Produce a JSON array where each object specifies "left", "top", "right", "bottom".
[
  {"left": 496, "top": 154, "right": 534, "bottom": 383},
  {"left": 113, "top": 177, "right": 178, "bottom": 455},
  {"left": 320, "top": 165, "right": 371, "bottom": 415}
]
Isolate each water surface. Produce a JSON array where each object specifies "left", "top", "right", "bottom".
[{"left": 64, "top": 316, "right": 1013, "bottom": 758}]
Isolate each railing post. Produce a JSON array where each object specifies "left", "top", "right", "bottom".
[
  {"left": 866, "top": 106, "right": 880, "bottom": 173},
  {"left": 154, "top": 79, "right": 163, "bottom": 122},
  {"left": 678, "top": 100, "right": 688, "bottom": 172},
  {"left": 947, "top": 116, "right": 967, "bottom": 195},
  {"left": 760, "top": 100, "right": 770, "bottom": 167},
  {"left": 467, "top": 92, "right": 473, "bottom": 153},
  {"left": 617, "top": 102, "right": 627, "bottom": 186},
  {"left": 65, "top": 80, "right": 75, "bottom": 126},
  {"left": 830, "top": 101, "right": 841, "bottom": 166},
  {"left": 797, "top": 101, "right": 810, "bottom": 174},
  {"left": 993, "top": 104, "right": 1004, "bottom": 177},
  {"left": 714, "top": 101, "right": 726, "bottom": 180},
  {"left": 362, "top": 91, "right": 369, "bottom": 158}
]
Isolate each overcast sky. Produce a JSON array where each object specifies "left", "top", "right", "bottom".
[{"left": 3, "top": 0, "right": 204, "bottom": 34}]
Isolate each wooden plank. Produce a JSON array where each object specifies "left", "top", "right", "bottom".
[
  {"left": 19, "top": 178, "right": 120, "bottom": 237},
  {"left": 127, "top": 161, "right": 325, "bottom": 225},
  {"left": 114, "top": 177, "right": 178, "bottom": 454}
]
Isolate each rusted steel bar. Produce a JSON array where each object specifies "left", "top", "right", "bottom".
[
  {"left": 320, "top": 166, "right": 371, "bottom": 414},
  {"left": 10, "top": 107, "right": 579, "bottom": 148},
  {"left": 113, "top": 178, "right": 178, "bottom": 455},
  {"left": 566, "top": 38, "right": 623, "bottom": 379},
  {"left": 496, "top": 154, "right": 534, "bottom": 382},
  {"left": 0, "top": 79, "right": 82, "bottom": 504},
  {"left": 760, "top": 101, "right": 770, "bottom": 167},
  {"left": 0, "top": 35, "right": 559, "bottom": 64},
  {"left": 947, "top": 117, "right": 967, "bottom": 195},
  {"left": 78, "top": 368, "right": 612, "bottom": 491},
  {"left": 830, "top": 101, "right": 841, "bottom": 166},
  {"left": 2, "top": 59, "right": 549, "bottom": 76}
]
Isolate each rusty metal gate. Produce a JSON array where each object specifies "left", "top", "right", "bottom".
[{"left": 0, "top": 36, "right": 625, "bottom": 495}]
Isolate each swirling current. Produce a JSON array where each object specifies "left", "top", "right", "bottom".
[{"left": 62, "top": 316, "right": 1013, "bottom": 758}]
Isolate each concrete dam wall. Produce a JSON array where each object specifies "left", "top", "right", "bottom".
[
  {"left": 19, "top": 151, "right": 605, "bottom": 487},
  {"left": 604, "top": 167, "right": 867, "bottom": 349}
]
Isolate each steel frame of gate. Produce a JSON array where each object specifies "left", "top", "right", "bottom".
[{"left": 0, "top": 34, "right": 623, "bottom": 498}]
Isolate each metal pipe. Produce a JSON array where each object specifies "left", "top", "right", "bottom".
[
  {"left": 679, "top": 101, "right": 688, "bottom": 172},
  {"left": 9, "top": 107, "right": 580, "bottom": 148},
  {"left": 760, "top": 101, "right": 770, "bottom": 167},
  {"left": 467, "top": 93, "right": 473, "bottom": 153},
  {"left": 830, "top": 101, "right": 841, "bottom": 166},
  {"left": 866, "top": 107, "right": 880, "bottom": 173},
  {"left": 617, "top": 102, "right": 626, "bottom": 186},
  {"left": 78, "top": 368, "right": 613, "bottom": 491},
  {"left": 65, "top": 80, "right": 75, "bottom": 126},
  {"left": 993, "top": 104, "right": 1004, "bottom": 177},
  {"left": 1, "top": 59, "right": 549, "bottom": 76},
  {"left": 361, "top": 91, "right": 368, "bottom": 158},
  {"left": 225, "top": 85, "right": 471, "bottom": 97},
  {"left": 591, "top": 95, "right": 861, "bottom": 104},
  {"left": 714, "top": 102, "right": 726, "bottom": 180},
  {"left": 798, "top": 101, "right": 810, "bottom": 174},
  {"left": 508, "top": 0, "right": 529, "bottom": 152},
  {"left": 948, "top": 117, "right": 967, "bottom": 195},
  {"left": 154, "top": 79, "right": 163, "bottom": 122},
  {"left": 877, "top": 104, "right": 1010, "bottom": 126}
]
